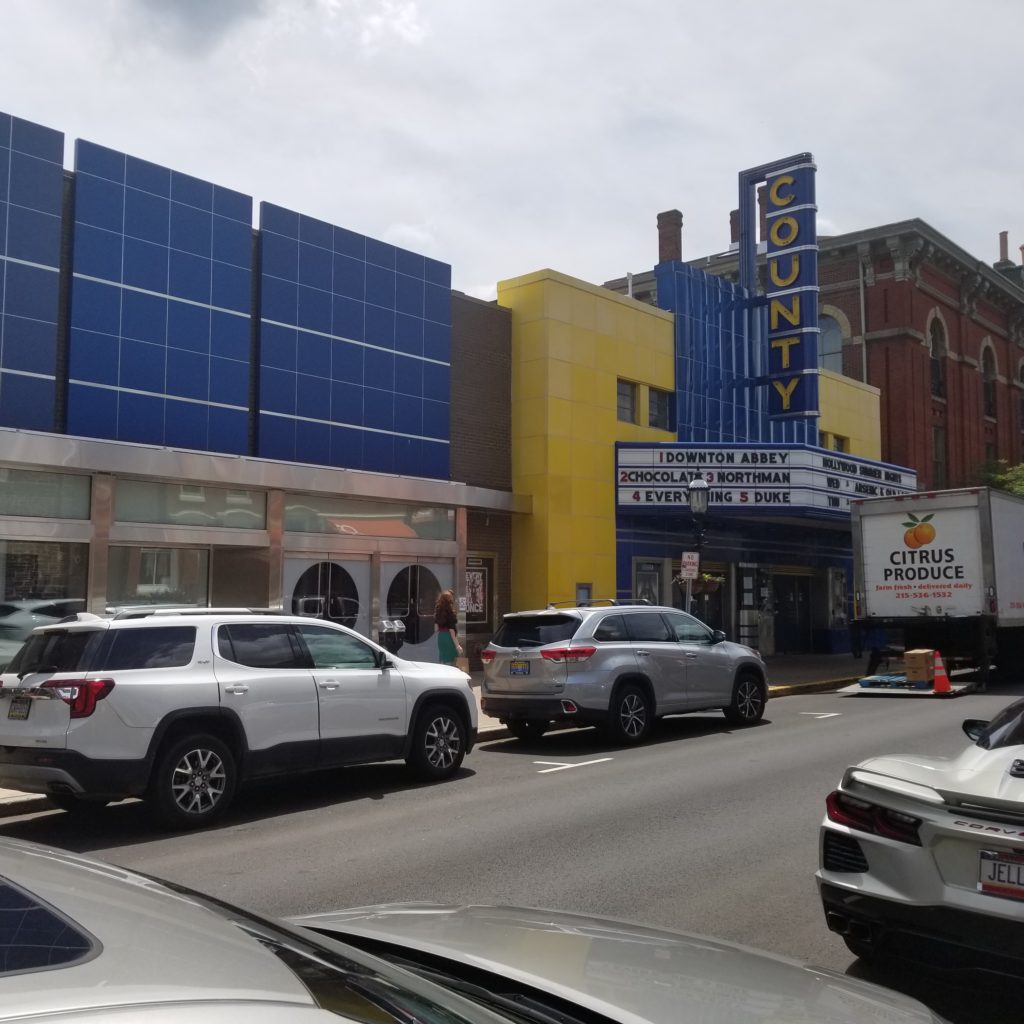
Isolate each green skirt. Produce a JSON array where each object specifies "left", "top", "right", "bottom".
[{"left": 437, "top": 628, "right": 458, "bottom": 664}]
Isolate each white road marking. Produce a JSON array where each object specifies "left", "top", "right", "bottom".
[
  {"left": 533, "top": 758, "right": 614, "bottom": 774},
  {"left": 799, "top": 712, "right": 841, "bottom": 720}
]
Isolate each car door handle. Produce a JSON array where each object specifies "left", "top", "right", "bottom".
[
  {"left": 684, "top": 653, "right": 699, "bottom": 660},
  {"left": 223, "top": 684, "right": 249, "bottom": 695},
  {"left": 318, "top": 681, "right": 339, "bottom": 691},
  {"left": 635, "top": 650, "right": 649, "bottom": 657}
]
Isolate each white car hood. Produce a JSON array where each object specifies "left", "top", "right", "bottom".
[
  {"left": 855, "top": 745, "right": 1024, "bottom": 808},
  {"left": 293, "top": 903, "right": 938, "bottom": 1023}
]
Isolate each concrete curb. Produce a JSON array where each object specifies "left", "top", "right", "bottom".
[{"left": 0, "top": 679, "right": 856, "bottom": 820}]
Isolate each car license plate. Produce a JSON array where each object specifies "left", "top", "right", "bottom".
[
  {"left": 509, "top": 659, "right": 530, "bottom": 677},
  {"left": 978, "top": 849, "right": 1024, "bottom": 901},
  {"left": 7, "top": 695, "right": 31, "bottom": 721}
]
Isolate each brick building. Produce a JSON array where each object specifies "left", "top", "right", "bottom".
[{"left": 610, "top": 214, "right": 1024, "bottom": 491}]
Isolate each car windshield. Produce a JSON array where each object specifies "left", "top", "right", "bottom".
[
  {"left": 5, "top": 630, "right": 101, "bottom": 677},
  {"left": 975, "top": 699, "right": 1024, "bottom": 750},
  {"left": 491, "top": 614, "right": 579, "bottom": 648}
]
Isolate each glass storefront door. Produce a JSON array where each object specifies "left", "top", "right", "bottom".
[
  {"left": 381, "top": 560, "right": 453, "bottom": 662},
  {"left": 283, "top": 557, "right": 371, "bottom": 639}
]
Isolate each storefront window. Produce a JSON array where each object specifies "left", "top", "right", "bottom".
[
  {"left": 0, "top": 469, "right": 90, "bottom": 520},
  {"left": 386, "top": 565, "right": 442, "bottom": 644},
  {"left": 0, "top": 541, "right": 88, "bottom": 666},
  {"left": 284, "top": 495, "right": 455, "bottom": 540},
  {"left": 107, "top": 547, "right": 209, "bottom": 607},
  {"left": 114, "top": 480, "right": 266, "bottom": 530}
]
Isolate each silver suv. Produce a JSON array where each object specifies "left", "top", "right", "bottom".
[
  {"left": 0, "top": 608, "right": 476, "bottom": 828},
  {"left": 480, "top": 602, "right": 767, "bottom": 743}
]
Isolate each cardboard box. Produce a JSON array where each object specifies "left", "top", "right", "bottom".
[{"left": 904, "top": 649, "right": 934, "bottom": 682}]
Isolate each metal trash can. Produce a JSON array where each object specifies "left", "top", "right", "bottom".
[{"left": 379, "top": 619, "right": 406, "bottom": 655}]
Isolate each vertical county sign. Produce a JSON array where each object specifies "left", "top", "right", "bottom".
[{"left": 765, "top": 161, "right": 819, "bottom": 419}]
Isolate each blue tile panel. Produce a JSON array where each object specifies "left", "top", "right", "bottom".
[
  {"left": 256, "top": 203, "right": 451, "bottom": 478},
  {"left": 655, "top": 260, "right": 818, "bottom": 447},
  {"left": 0, "top": 113, "right": 64, "bottom": 430},
  {"left": 66, "top": 139, "right": 253, "bottom": 454}
]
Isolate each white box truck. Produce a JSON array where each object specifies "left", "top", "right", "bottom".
[{"left": 851, "top": 487, "right": 1024, "bottom": 684}]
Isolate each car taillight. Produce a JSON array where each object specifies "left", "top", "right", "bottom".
[
  {"left": 825, "top": 790, "right": 922, "bottom": 846},
  {"left": 540, "top": 646, "right": 597, "bottom": 663},
  {"left": 40, "top": 678, "right": 115, "bottom": 719},
  {"left": 480, "top": 649, "right": 496, "bottom": 663}
]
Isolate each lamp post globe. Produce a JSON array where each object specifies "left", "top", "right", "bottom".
[{"left": 687, "top": 475, "right": 710, "bottom": 517}]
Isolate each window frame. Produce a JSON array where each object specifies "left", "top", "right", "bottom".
[
  {"left": 647, "top": 387, "right": 673, "bottom": 431},
  {"left": 617, "top": 379, "right": 638, "bottom": 425}
]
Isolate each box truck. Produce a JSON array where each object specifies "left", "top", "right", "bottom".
[{"left": 851, "top": 487, "right": 1024, "bottom": 684}]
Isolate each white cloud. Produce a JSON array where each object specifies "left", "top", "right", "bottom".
[{"left": 2, "top": 0, "right": 1022, "bottom": 291}]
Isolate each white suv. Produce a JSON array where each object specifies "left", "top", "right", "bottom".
[{"left": 0, "top": 609, "right": 477, "bottom": 828}]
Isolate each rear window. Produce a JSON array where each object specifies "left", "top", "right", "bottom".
[
  {"left": 0, "top": 877, "right": 96, "bottom": 975},
  {"left": 101, "top": 626, "right": 196, "bottom": 670},
  {"left": 6, "top": 630, "right": 102, "bottom": 676},
  {"left": 218, "top": 623, "right": 305, "bottom": 669},
  {"left": 492, "top": 614, "right": 579, "bottom": 648}
]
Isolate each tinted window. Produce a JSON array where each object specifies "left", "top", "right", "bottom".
[
  {"left": 0, "top": 878, "right": 94, "bottom": 975},
  {"left": 663, "top": 611, "right": 712, "bottom": 644},
  {"left": 492, "top": 614, "right": 579, "bottom": 648},
  {"left": 218, "top": 624, "right": 304, "bottom": 669},
  {"left": 624, "top": 612, "right": 673, "bottom": 643},
  {"left": 977, "top": 699, "right": 1024, "bottom": 750},
  {"left": 102, "top": 626, "right": 196, "bottom": 670},
  {"left": 593, "top": 614, "right": 628, "bottom": 642},
  {"left": 6, "top": 630, "right": 101, "bottom": 675},
  {"left": 297, "top": 625, "right": 378, "bottom": 669}
]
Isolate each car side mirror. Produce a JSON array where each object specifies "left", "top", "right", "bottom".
[
  {"left": 962, "top": 718, "right": 988, "bottom": 742},
  {"left": 375, "top": 651, "right": 394, "bottom": 671},
  {"left": 711, "top": 630, "right": 727, "bottom": 644}
]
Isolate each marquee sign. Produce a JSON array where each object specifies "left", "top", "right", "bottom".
[{"left": 616, "top": 444, "right": 917, "bottom": 516}]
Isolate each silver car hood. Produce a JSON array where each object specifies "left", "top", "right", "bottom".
[
  {"left": 855, "top": 745, "right": 1024, "bottom": 808},
  {"left": 292, "top": 903, "right": 938, "bottom": 1023}
]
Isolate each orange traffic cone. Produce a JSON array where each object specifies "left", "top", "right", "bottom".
[{"left": 932, "top": 650, "right": 952, "bottom": 694}]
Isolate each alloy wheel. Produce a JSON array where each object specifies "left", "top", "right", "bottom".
[
  {"left": 424, "top": 714, "right": 462, "bottom": 771},
  {"left": 619, "top": 692, "right": 647, "bottom": 738},
  {"left": 170, "top": 746, "right": 227, "bottom": 816},
  {"left": 735, "top": 678, "right": 764, "bottom": 720}
]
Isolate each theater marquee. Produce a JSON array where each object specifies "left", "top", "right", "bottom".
[{"left": 616, "top": 444, "right": 917, "bottom": 516}]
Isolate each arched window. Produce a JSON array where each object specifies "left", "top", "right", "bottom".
[
  {"left": 982, "top": 346, "right": 997, "bottom": 418},
  {"left": 818, "top": 316, "right": 843, "bottom": 373},
  {"left": 928, "top": 318, "right": 946, "bottom": 398}
]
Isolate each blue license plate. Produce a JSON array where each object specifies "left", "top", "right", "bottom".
[{"left": 509, "top": 659, "right": 530, "bottom": 676}]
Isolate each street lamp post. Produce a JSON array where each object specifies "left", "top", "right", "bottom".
[{"left": 685, "top": 475, "right": 710, "bottom": 613}]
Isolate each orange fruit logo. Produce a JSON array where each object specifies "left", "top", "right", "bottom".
[{"left": 901, "top": 513, "right": 936, "bottom": 549}]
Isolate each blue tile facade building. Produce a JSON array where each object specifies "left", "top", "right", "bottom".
[
  {"left": 3, "top": 112, "right": 452, "bottom": 481},
  {"left": 0, "top": 113, "right": 65, "bottom": 431}
]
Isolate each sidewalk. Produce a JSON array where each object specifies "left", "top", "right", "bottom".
[{"left": 0, "top": 652, "right": 864, "bottom": 820}]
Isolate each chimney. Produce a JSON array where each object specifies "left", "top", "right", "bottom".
[
  {"left": 757, "top": 185, "right": 768, "bottom": 243},
  {"left": 999, "top": 230, "right": 1009, "bottom": 262},
  {"left": 1020, "top": 244, "right": 1024, "bottom": 266},
  {"left": 657, "top": 209, "right": 683, "bottom": 263},
  {"left": 729, "top": 209, "right": 740, "bottom": 244}
]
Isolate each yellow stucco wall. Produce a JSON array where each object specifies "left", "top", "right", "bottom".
[
  {"left": 497, "top": 270, "right": 675, "bottom": 611},
  {"left": 817, "top": 370, "right": 881, "bottom": 459}
]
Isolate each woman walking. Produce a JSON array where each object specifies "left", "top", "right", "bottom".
[{"left": 434, "top": 589, "right": 463, "bottom": 665}]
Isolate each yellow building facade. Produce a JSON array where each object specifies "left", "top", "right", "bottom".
[{"left": 496, "top": 270, "right": 675, "bottom": 611}]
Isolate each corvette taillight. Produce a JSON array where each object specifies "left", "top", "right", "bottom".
[
  {"left": 540, "top": 646, "right": 597, "bottom": 663},
  {"left": 40, "top": 678, "right": 115, "bottom": 719},
  {"left": 826, "top": 790, "right": 922, "bottom": 846}
]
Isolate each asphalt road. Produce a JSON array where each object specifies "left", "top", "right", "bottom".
[{"left": 3, "top": 683, "right": 1023, "bottom": 1023}]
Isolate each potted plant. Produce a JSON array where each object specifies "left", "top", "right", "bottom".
[{"left": 698, "top": 572, "right": 725, "bottom": 593}]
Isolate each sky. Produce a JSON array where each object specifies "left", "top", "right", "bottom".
[{"left": 2, "top": 0, "right": 1021, "bottom": 299}]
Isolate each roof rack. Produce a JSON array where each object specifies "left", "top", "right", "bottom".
[
  {"left": 544, "top": 598, "right": 652, "bottom": 609},
  {"left": 108, "top": 606, "right": 285, "bottom": 620}
]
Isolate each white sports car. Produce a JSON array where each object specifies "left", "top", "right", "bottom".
[{"left": 817, "top": 697, "right": 1024, "bottom": 977}]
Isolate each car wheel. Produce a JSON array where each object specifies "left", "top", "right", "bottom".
[
  {"left": 723, "top": 673, "right": 766, "bottom": 725},
  {"left": 407, "top": 704, "right": 466, "bottom": 780},
  {"left": 606, "top": 683, "right": 652, "bottom": 745},
  {"left": 151, "top": 734, "right": 236, "bottom": 830},
  {"left": 47, "top": 793, "right": 109, "bottom": 815},
  {"left": 506, "top": 719, "right": 548, "bottom": 742}
]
